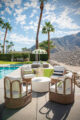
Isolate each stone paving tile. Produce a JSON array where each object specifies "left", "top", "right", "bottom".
[{"left": 0, "top": 65, "right": 80, "bottom": 120}]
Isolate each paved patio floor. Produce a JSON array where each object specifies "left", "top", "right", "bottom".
[
  {"left": 0, "top": 90, "right": 80, "bottom": 120},
  {"left": 0, "top": 66, "right": 80, "bottom": 120}
]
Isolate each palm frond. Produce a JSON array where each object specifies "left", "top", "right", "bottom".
[
  {"left": 42, "top": 21, "right": 55, "bottom": 33},
  {"left": 2, "top": 22, "right": 12, "bottom": 31}
]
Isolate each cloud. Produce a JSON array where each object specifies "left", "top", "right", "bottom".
[
  {"left": 42, "top": 3, "right": 56, "bottom": 24},
  {"left": 5, "top": 7, "right": 11, "bottom": 14},
  {"left": 9, "top": 33, "right": 35, "bottom": 48},
  {"left": 56, "top": 8, "right": 80, "bottom": 29},
  {"left": 30, "top": 9, "right": 37, "bottom": 18},
  {"left": 1, "top": 11, "right": 4, "bottom": 15},
  {"left": 53, "top": 29, "right": 80, "bottom": 37},
  {"left": 75, "top": 8, "right": 80, "bottom": 15},
  {"left": 43, "top": 12, "right": 56, "bottom": 24},
  {"left": 0, "top": 4, "right": 2, "bottom": 8},
  {"left": 0, "top": 31, "right": 4, "bottom": 42},
  {"left": 14, "top": 8, "right": 23, "bottom": 16},
  {"left": 13, "top": 0, "right": 22, "bottom": 5},
  {"left": 24, "top": 0, "right": 39, "bottom": 10},
  {"left": 15, "top": 14, "right": 26, "bottom": 25},
  {"left": 71, "top": 0, "right": 80, "bottom": 6},
  {"left": 2, "top": 0, "right": 22, "bottom": 9},
  {"left": 45, "top": 3, "right": 56, "bottom": 12}
]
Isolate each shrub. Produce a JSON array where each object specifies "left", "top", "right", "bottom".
[
  {"left": 0, "top": 54, "right": 11, "bottom": 61},
  {"left": 30, "top": 54, "right": 48, "bottom": 61},
  {"left": 0, "top": 53, "right": 48, "bottom": 61},
  {"left": 0, "top": 53, "right": 29, "bottom": 61}
]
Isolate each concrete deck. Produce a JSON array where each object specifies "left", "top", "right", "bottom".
[{"left": 0, "top": 66, "right": 80, "bottom": 120}]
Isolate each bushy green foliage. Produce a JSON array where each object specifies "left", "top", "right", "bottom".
[
  {"left": 0, "top": 53, "right": 29, "bottom": 61},
  {"left": 13, "top": 53, "right": 28, "bottom": 59},
  {"left": 30, "top": 54, "right": 35, "bottom": 61},
  {"left": 30, "top": 54, "right": 48, "bottom": 61},
  {"left": 0, "top": 53, "right": 48, "bottom": 61},
  {"left": 40, "top": 54, "right": 48, "bottom": 61},
  {"left": 0, "top": 54, "right": 12, "bottom": 61}
]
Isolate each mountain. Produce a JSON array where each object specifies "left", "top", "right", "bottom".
[
  {"left": 30, "top": 32, "right": 80, "bottom": 53},
  {"left": 50, "top": 32, "right": 80, "bottom": 52}
]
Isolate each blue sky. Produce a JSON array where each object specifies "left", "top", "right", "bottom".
[{"left": 0, "top": 0, "right": 80, "bottom": 51}]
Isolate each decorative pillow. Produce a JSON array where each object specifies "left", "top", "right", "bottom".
[
  {"left": 57, "top": 81, "right": 63, "bottom": 88},
  {"left": 23, "top": 70, "right": 33, "bottom": 75},
  {"left": 64, "top": 72, "right": 73, "bottom": 78},
  {"left": 53, "top": 66, "right": 65, "bottom": 74}
]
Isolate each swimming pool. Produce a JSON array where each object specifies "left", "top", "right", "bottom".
[{"left": 0, "top": 64, "right": 22, "bottom": 79}]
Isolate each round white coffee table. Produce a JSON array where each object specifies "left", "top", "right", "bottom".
[{"left": 32, "top": 77, "right": 51, "bottom": 92}]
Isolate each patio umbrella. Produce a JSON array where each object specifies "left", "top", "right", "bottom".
[{"left": 32, "top": 49, "right": 47, "bottom": 61}]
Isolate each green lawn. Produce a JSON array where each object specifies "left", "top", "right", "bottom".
[{"left": 0, "top": 61, "right": 32, "bottom": 64}]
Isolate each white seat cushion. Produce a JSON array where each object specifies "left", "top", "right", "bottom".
[
  {"left": 50, "top": 85, "right": 71, "bottom": 94},
  {"left": 23, "top": 74, "right": 35, "bottom": 79},
  {"left": 22, "top": 69, "right": 33, "bottom": 75},
  {"left": 6, "top": 90, "right": 20, "bottom": 98},
  {"left": 6, "top": 85, "right": 31, "bottom": 98},
  {"left": 5, "top": 75, "right": 21, "bottom": 81},
  {"left": 33, "top": 61, "right": 41, "bottom": 65},
  {"left": 51, "top": 75, "right": 64, "bottom": 81}
]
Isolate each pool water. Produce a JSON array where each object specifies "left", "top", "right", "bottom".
[{"left": 0, "top": 64, "right": 22, "bottom": 79}]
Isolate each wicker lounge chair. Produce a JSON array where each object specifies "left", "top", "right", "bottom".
[
  {"left": 21, "top": 66, "right": 35, "bottom": 83},
  {"left": 73, "top": 72, "right": 80, "bottom": 87},
  {"left": 4, "top": 76, "right": 32, "bottom": 109},
  {"left": 43, "top": 62, "right": 49, "bottom": 68},
  {"left": 53, "top": 66, "right": 66, "bottom": 75},
  {"left": 49, "top": 74, "right": 75, "bottom": 104},
  {"left": 31, "top": 61, "right": 41, "bottom": 68}
]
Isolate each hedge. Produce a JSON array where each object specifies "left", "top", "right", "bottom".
[
  {"left": 30, "top": 54, "right": 48, "bottom": 61},
  {"left": 0, "top": 53, "right": 28, "bottom": 61},
  {"left": 0, "top": 53, "right": 48, "bottom": 61},
  {"left": 0, "top": 54, "right": 12, "bottom": 61}
]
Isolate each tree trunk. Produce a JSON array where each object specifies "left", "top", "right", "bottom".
[
  {"left": 36, "top": 2, "right": 44, "bottom": 49},
  {"left": 3, "top": 28, "right": 7, "bottom": 54},
  {"left": 48, "top": 32, "right": 50, "bottom": 60}
]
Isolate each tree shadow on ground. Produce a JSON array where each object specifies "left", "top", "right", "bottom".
[
  {"left": 39, "top": 101, "right": 73, "bottom": 120},
  {"left": 0, "top": 103, "right": 21, "bottom": 120}
]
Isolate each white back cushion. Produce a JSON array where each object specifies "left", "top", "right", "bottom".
[
  {"left": 65, "top": 72, "right": 73, "bottom": 78},
  {"left": 54, "top": 66, "right": 65, "bottom": 72},
  {"left": 12, "top": 81, "right": 20, "bottom": 92},
  {"left": 65, "top": 78, "right": 71, "bottom": 90},
  {"left": 5, "top": 78, "right": 10, "bottom": 90}
]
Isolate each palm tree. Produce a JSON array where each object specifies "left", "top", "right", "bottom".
[
  {"left": 5, "top": 40, "right": 9, "bottom": 53},
  {"left": 0, "top": 43, "right": 2, "bottom": 53},
  {"left": 0, "top": 18, "right": 4, "bottom": 49},
  {"left": 9, "top": 41, "right": 14, "bottom": 51},
  {"left": 1, "top": 45, "right": 4, "bottom": 53},
  {"left": 36, "top": 0, "right": 47, "bottom": 49},
  {"left": 39, "top": 40, "right": 55, "bottom": 53},
  {"left": 22, "top": 47, "right": 27, "bottom": 52},
  {"left": 2, "top": 22, "right": 12, "bottom": 54},
  {"left": 0, "top": 18, "right": 4, "bottom": 27},
  {"left": 42, "top": 22, "right": 55, "bottom": 59}
]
